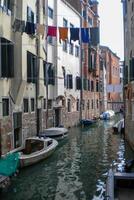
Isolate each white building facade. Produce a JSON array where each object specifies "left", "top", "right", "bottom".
[{"left": 45, "top": 0, "right": 81, "bottom": 128}]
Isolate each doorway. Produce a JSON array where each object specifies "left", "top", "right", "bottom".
[
  {"left": 13, "top": 112, "right": 22, "bottom": 148},
  {"left": 54, "top": 108, "right": 61, "bottom": 127}
]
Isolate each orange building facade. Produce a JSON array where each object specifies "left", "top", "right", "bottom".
[{"left": 100, "top": 46, "right": 121, "bottom": 111}]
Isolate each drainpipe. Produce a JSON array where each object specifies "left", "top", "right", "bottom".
[
  {"left": 80, "top": 1, "right": 83, "bottom": 122},
  {"left": 36, "top": 0, "right": 41, "bottom": 135},
  {"left": 44, "top": 0, "right": 48, "bottom": 129}
]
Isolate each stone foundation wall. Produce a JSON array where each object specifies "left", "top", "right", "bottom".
[{"left": 0, "top": 117, "right": 12, "bottom": 155}]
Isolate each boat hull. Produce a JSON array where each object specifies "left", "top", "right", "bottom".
[
  {"left": 105, "top": 169, "right": 134, "bottom": 199},
  {"left": 19, "top": 139, "right": 58, "bottom": 167},
  {"left": 39, "top": 127, "right": 68, "bottom": 140}
]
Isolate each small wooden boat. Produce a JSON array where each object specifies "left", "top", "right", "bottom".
[
  {"left": 100, "top": 110, "right": 115, "bottom": 120},
  {"left": 105, "top": 169, "right": 134, "bottom": 199},
  {"left": 39, "top": 127, "right": 68, "bottom": 140},
  {"left": 80, "top": 119, "right": 97, "bottom": 126},
  {"left": 112, "top": 118, "right": 124, "bottom": 134},
  {"left": 19, "top": 137, "right": 58, "bottom": 167}
]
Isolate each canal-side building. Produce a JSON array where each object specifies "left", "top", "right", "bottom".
[
  {"left": 122, "top": 0, "right": 134, "bottom": 150},
  {"left": 100, "top": 46, "right": 121, "bottom": 112},
  {"left": 80, "top": 0, "right": 100, "bottom": 120},
  {"left": 0, "top": 0, "right": 46, "bottom": 154},
  {"left": 119, "top": 61, "right": 124, "bottom": 101},
  {"left": 99, "top": 55, "right": 107, "bottom": 113},
  {"left": 44, "top": 0, "right": 81, "bottom": 128}
]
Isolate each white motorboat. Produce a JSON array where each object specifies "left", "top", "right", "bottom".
[
  {"left": 100, "top": 110, "right": 115, "bottom": 120},
  {"left": 39, "top": 127, "right": 68, "bottom": 140},
  {"left": 19, "top": 137, "right": 58, "bottom": 167}
]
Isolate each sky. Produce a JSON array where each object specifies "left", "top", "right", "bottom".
[{"left": 98, "top": 0, "right": 124, "bottom": 60}]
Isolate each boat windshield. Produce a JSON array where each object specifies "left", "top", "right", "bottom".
[{"left": 47, "top": 140, "right": 53, "bottom": 147}]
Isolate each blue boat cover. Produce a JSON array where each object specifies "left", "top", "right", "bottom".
[{"left": 0, "top": 153, "right": 20, "bottom": 176}]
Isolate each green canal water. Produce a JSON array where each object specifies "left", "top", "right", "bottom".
[{"left": 1, "top": 114, "right": 132, "bottom": 200}]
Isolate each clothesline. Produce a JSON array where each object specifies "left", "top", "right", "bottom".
[{"left": 12, "top": 18, "right": 99, "bottom": 44}]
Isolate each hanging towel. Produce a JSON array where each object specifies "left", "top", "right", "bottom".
[
  {"left": 47, "top": 26, "right": 57, "bottom": 37},
  {"left": 70, "top": 28, "right": 79, "bottom": 43},
  {"left": 59, "top": 27, "right": 68, "bottom": 42},
  {"left": 25, "top": 22, "right": 36, "bottom": 35},
  {"left": 12, "top": 19, "right": 25, "bottom": 34},
  {"left": 81, "top": 28, "right": 89, "bottom": 43},
  {"left": 36, "top": 24, "right": 45, "bottom": 38}
]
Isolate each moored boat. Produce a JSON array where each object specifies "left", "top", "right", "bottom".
[
  {"left": 100, "top": 110, "right": 115, "bottom": 120},
  {"left": 105, "top": 169, "right": 134, "bottom": 200},
  {"left": 39, "top": 127, "right": 68, "bottom": 140},
  {"left": 80, "top": 119, "right": 97, "bottom": 126},
  {"left": 19, "top": 137, "right": 58, "bottom": 167}
]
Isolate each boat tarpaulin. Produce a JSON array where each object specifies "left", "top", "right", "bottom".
[{"left": 0, "top": 153, "right": 20, "bottom": 176}]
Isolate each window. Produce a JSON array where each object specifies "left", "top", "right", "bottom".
[
  {"left": 27, "top": 51, "right": 37, "bottom": 83},
  {"left": 82, "top": 10, "right": 86, "bottom": 19},
  {"left": 67, "top": 99, "right": 71, "bottom": 112},
  {"left": 69, "top": 23, "right": 74, "bottom": 55},
  {"left": 31, "top": 98, "right": 35, "bottom": 112},
  {"left": 96, "top": 99, "right": 99, "bottom": 109},
  {"left": 88, "top": 16, "right": 93, "bottom": 27},
  {"left": 48, "top": 7, "right": 53, "bottom": 19},
  {"left": 88, "top": 80, "right": 90, "bottom": 91},
  {"left": 67, "top": 74, "right": 73, "bottom": 89},
  {"left": 63, "top": 18, "right": 68, "bottom": 52},
  {"left": 63, "top": 41, "right": 68, "bottom": 52},
  {"left": 23, "top": 99, "right": 29, "bottom": 113},
  {"left": 2, "top": 98, "right": 9, "bottom": 116},
  {"left": 0, "top": 38, "right": 14, "bottom": 78},
  {"left": 76, "top": 99, "right": 79, "bottom": 111},
  {"left": 27, "top": 6, "right": 34, "bottom": 23},
  {"left": 91, "top": 99, "right": 94, "bottom": 109},
  {"left": 13, "top": 112, "right": 22, "bottom": 129},
  {"left": 48, "top": 36, "right": 53, "bottom": 44},
  {"left": 83, "top": 78, "right": 87, "bottom": 90},
  {"left": 75, "top": 46, "right": 79, "bottom": 57},
  {"left": 82, "top": 100, "right": 85, "bottom": 110},
  {"left": 91, "top": 80, "right": 94, "bottom": 91},
  {"left": 87, "top": 100, "right": 90, "bottom": 110},
  {"left": 62, "top": 67, "right": 66, "bottom": 87},
  {"left": 82, "top": 49, "right": 85, "bottom": 61},
  {"left": 76, "top": 76, "right": 81, "bottom": 90},
  {"left": 47, "top": 64, "right": 55, "bottom": 85},
  {"left": 48, "top": 100, "right": 52, "bottom": 109},
  {"left": 96, "top": 81, "right": 99, "bottom": 92},
  {"left": 43, "top": 99, "right": 46, "bottom": 109},
  {"left": 43, "top": 62, "right": 55, "bottom": 85},
  {"left": 69, "top": 43, "right": 73, "bottom": 55},
  {"left": 63, "top": 18, "right": 68, "bottom": 27}
]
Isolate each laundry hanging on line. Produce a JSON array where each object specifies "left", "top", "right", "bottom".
[{"left": 12, "top": 18, "right": 99, "bottom": 45}]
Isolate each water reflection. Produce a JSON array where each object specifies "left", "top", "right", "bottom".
[{"left": 1, "top": 114, "right": 128, "bottom": 200}]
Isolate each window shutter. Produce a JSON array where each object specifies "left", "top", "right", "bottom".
[
  {"left": 130, "top": 58, "right": 134, "bottom": 81},
  {"left": 8, "top": 43, "right": 14, "bottom": 77},
  {"left": 43, "top": 61, "right": 46, "bottom": 85},
  {"left": 88, "top": 79, "right": 90, "bottom": 91},
  {"left": 90, "top": 27, "right": 100, "bottom": 46},
  {"left": 27, "top": 52, "right": 31, "bottom": 82},
  {"left": 76, "top": 76, "right": 81, "bottom": 90}
]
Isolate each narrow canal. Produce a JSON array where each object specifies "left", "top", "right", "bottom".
[{"left": 1, "top": 114, "right": 130, "bottom": 200}]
